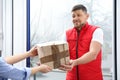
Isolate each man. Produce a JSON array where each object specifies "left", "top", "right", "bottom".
[
  {"left": 0, "top": 46, "right": 52, "bottom": 80},
  {"left": 60, "top": 4, "right": 103, "bottom": 80}
]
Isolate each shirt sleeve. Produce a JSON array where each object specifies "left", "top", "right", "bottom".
[
  {"left": 0, "top": 57, "right": 31, "bottom": 80},
  {"left": 92, "top": 28, "right": 103, "bottom": 45}
]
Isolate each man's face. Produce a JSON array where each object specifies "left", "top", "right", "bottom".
[{"left": 72, "top": 10, "right": 89, "bottom": 29}]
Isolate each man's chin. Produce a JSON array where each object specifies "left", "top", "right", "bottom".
[{"left": 74, "top": 26, "right": 80, "bottom": 28}]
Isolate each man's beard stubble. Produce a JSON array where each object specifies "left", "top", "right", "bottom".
[{"left": 75, "top": 23, "right": 85, "bottom": 31}]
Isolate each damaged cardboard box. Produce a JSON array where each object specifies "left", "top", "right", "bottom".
[{"left": 37, "top": 41, "right": 69, "bottom": 69}]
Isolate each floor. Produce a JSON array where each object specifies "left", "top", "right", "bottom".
[{"left": 30, "top": 69, "right": 112, "bottom": 80}]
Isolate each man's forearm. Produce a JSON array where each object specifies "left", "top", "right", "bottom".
[{"left": 75, "top": 52, "right": 98, "bottom": 65}]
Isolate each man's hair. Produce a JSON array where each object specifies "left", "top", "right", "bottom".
[{"left": 72, "top": 4, "right": 87, "bottom": 13}]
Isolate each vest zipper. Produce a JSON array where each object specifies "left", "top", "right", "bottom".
[{"left": 76, "top": 30, "right": 80, "bottom": 80}]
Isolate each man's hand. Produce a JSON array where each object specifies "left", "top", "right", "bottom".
[{"left": 59, "top": 60, "right": 77, "bottom": 71}]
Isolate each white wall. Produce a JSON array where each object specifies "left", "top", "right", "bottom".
[
  {"left": 13, "top": 0, "right": 27, "bottom": 67},
  {"left": 117, "top": 0, "right": 120, "bottom": 79},
  {"left": 2, "top": 0, "right": 13, "bottom": 57},
  {"left": 0, "top": 0, "right": 3, "bottom": 51},
  {"left": 2, "top": 0, "right": 27, "bottom": 67}
]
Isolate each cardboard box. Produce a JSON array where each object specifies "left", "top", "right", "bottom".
[{"left": 37, "top": 41, "right": 69, "bottom": 69}]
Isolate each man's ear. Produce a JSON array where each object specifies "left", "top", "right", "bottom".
[{"left": 86, "top": 13, "right": 89, "bottom": 19}]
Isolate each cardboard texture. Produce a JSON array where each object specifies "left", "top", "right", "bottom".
[{"left": 37, "top": 41, "right": 69, "bottom": 69}]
